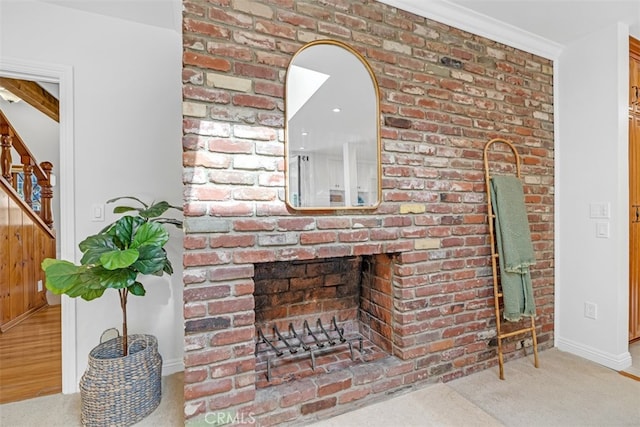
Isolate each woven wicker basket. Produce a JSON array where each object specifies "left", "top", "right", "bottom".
[{"left": 80, "top": 333, "right": 162, "bottom": 427}]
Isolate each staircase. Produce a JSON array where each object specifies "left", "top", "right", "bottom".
[{"left": 0, "top": 108, "right": 56, "bottom": 332}]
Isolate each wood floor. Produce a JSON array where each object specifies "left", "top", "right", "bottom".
[{"left": 0, "top": 304, "right": 61, "bottom": 403}]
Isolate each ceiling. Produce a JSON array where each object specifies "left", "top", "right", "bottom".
[
  {"left": 440, "top": 0, "right": 640, "bottom": 45},
  {"left": 38, "top": 0, "right": 182, "bottom": 33},
  {"left": 36, "top": 1, "right": 640, "bottom": 47}
]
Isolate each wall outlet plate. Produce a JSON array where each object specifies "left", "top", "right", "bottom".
[{"left": 584, "top": 302, "right": 597, "bottom": 320}]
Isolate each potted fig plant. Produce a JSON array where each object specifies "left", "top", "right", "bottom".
[{"left": 41, "top": 196, "right": 182, "bottom": 426}]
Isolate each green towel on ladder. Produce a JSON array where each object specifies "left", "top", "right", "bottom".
[{"left": 490, "top": 176, "right": 536, "bottom": 322}]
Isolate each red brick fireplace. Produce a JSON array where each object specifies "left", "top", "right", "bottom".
[
  {"left": 253, "top": 255, "right": 394, "bottom": 389},
  {"left": 181, "top": 0, "right": 555, "bottom": 425}
]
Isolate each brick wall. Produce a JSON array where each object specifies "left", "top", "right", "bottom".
[
  {"left": 360, "top": 253, "right": 394, "bottom": 352},
  {"left": 182, "top": 0, "right": 555, "bottom": 424},
  {"left": 254, "top": 257, "right": 361, "bottom": 332}
]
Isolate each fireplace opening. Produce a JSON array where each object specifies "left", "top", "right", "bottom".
[{"left": 253, "top": 254, "right": 394, "bottom": 388}]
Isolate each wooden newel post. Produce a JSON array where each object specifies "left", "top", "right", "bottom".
[
  {"left": 1, "top": 128, "right": 12, "bottom": 184},
  {"left": 39, "top": 161, "right": 54, "bottom": 229},
  {"left": 23, "top": 163, "right": 34, "bottom": 208}
]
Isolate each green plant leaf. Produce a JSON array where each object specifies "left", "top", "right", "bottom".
[
  {"left": 79, "top": 234, "right": 118, "bottom": 265},
  {"left": 42, "top": 261, "right": 104, "bottom": 299},
  {"left": 109, "top": 216, "right": 145, "bottom": 248},
  {"left": 131, "top": 221, "right": 169, "bottom": 249},
  {"left": 107, "top": 196, "right": 148, "bottom": 209},
  {"left": 128, "top": 282, "right": 146, "bottom": 296},
  {"left": 93, "top": 266, "right": 137, "bottom": 289},
  {"left": 113, "top": 205, "right": 140, "bottom": 214},
  {"left": 81, "top": 288, "right": 106, "bottom": 301},
  {"left": 163, "top": 257, "right": 174, "bottom": 275},
  {"left": 99, "top": 248, "right": 139, "bottom": 270},
  {"left": 41, "top": 260, "right": 85, "bottom": 294},
  {"left": 132, "top": 245, "right": 167, "bottom": 275},
  {"left": 140, "top": 201, "right": 183, "bottom": 219},
  {"left": 41, "top": 258, "right": 59, "bottom": 271},
  {"left": 153, "top": 218, "right": 183, "bottom": 229},
  {"left": 139, "top": 201, "right": 170, "bottom": 219},
  {"left": 107, "top": 197, "right": 182, "bottom": 228}
]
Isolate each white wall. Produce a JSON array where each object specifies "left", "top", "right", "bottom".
[
  {"left": 0, "top": 0, "right": 185, "bottom": 388},
  {"left": 556, "top": 22, "right": 632, "bottom": 370},
  {"left": 632, "top": 23, "right": 640, "bottom": 41}
]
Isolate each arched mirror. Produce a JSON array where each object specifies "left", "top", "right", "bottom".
[{"left": 285, "top": 40, "right": 381, "bottom": 210}]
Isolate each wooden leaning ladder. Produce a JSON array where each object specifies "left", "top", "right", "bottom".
[{"left": 483, "top": 138, "right": 540, "bottom": 380}]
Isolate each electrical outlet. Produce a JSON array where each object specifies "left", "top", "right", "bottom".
[
  {"left": 584, "top": 302, "right": 597, "bottom": 320},
  {"left": 37, "top": 280, "right": 43, "bottom": 292}
]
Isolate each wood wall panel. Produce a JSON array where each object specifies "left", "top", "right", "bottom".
[
  {"left": 9, "top": 201, "right": 23, "bottom": 324},
  {"left": 35, "top": 230, "right": 49, "bottom": 308},
  {"left": 0, "top": 191, "right": 9, "bottom": 325},
  {"left": 24, "top": 214, "right": 35, "bottom": 311},
  {"left": 0, "top": 184, "right": 52, "bottom": 332}
]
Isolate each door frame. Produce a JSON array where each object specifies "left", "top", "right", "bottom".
[
  {"left": 631, "top": 37, "right": 640, "bottom": 343},
  {"left": 0, "top": 57, "right": 77, "bottom": 393}
]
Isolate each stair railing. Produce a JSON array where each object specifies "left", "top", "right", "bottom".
[{"left": 0, "top": 109, "right": 54, "bottom": 229}]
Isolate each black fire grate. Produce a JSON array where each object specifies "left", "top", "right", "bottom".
[{"left": 255, "top": 316, "right": 364, "bottom": 381}]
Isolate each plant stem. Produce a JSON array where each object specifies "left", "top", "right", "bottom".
[{"left": 119, "top": 288, "right": 129, "bottom": 356}]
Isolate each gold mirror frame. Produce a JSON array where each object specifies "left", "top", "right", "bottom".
[{"left": 284, "top": 39, "right": 382, "bottom": 211}]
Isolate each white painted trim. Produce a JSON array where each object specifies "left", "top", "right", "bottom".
[
  {"left": 377, "top": 0, "right": 563, "bottom": 60},
  {"left": 557, "top": 337, "right": 632, "bottom": 371},
  {"left": 162, "top": 358, "right": 185, "bottom": 376},
  {"left": 0, "top": 57, "right": 77, "bottom": 394},
  {"left": 615, "top": 24, "right": 631, "bottom": 360},
  {"left": 553, "top": 58, "right": 561, "bottom": 349}
]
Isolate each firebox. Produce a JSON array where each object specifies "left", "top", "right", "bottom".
[{"left": 253, "top": 255, "right": 394, "bottom": 388}]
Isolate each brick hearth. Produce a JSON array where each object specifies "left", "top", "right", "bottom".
[{"left": 181, "top": 0, "right": 555, "bottom": 425}]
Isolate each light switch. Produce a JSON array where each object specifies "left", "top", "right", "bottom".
[
  {"left": 596, "top": 222, "right": 609, "bottom": 238},
  {"left": 91, "top": 204, "right": 105, "bottom": 222},
  {"left": 589, "top": 202, "right": 610, "bottom": 219}
]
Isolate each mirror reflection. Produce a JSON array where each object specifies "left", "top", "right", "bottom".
[{"left": 285, "top": 40, "right": 380, "bottom": 210}]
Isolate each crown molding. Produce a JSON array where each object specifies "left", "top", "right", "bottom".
[{"left": 377, "top": 0, "right": 563, "bottom": 60}]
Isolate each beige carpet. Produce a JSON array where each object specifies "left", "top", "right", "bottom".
[
  {"left": 1, "top": 348, "right": 638, "bottom": 426},
  {"left": 310, "top": 348, "right": 639, "bottom": 427},
  {"left": 310, "top": 382, "right": 502, "bottom": 427},
  {"left": 0, "top": 372, "right": 183, "bottom": 427}
]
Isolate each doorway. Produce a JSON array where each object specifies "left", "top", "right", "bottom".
[
  {"left": 0, "top": 75, "right": 60, "bottom": 401},
  {"left": 0, "top": 59, "right": 76, "bottom": 395}
]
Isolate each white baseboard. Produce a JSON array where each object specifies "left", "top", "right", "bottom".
[
  {"left": 163, "top": 357, "right": 184, "bottom": 376},
  {"left": 556, "top": 337, "right": 632, "bottom": 371}
]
